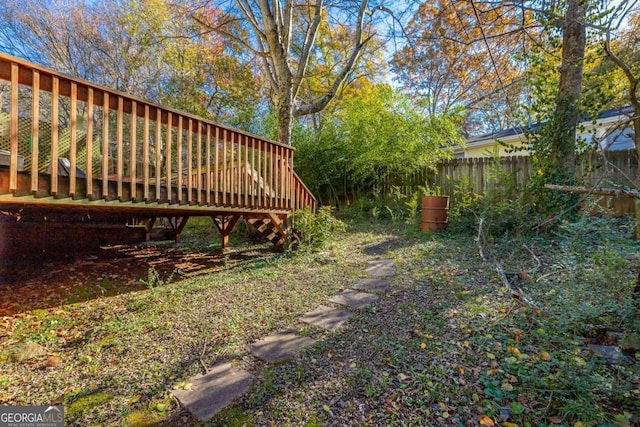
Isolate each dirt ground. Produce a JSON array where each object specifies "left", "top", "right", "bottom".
[{"left": 0, "top": 238, "right": 271, "bottom": 317}]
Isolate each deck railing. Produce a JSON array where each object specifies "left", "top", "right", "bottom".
[{"left": 0, "top": 52, "right": 315, "bottom": 212}]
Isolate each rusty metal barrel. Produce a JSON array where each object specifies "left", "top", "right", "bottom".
[{"left": 421, "top": 195, "right": 449, "bottom": 232}]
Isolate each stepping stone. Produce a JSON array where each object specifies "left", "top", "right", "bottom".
[
  {"left": 249, "top": 329, "right": 315, "bottom": 363},
  {"left": 588, "top": 344, "right": 635, "bottom": 365},
  {"left": 172, "top": 362, "right": 254, "bottom": 422},
  {"left": 352, "top": 278, "right": 391, "bottom": 293},
  {"left": 329, "top": 289, "right": 378, "bottom": 309},
  {"left": 299, "top": 305, "right": 353, "bottom": 330},
  {"left": 364, "top": 259, "right": 396, "bottom": 277}
]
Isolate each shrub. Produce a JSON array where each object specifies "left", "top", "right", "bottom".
[{"left": 288, "top": 206, "right": 347, "bottom": 250}]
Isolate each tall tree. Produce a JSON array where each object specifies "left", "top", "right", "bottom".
[
  {"left": 0, "top": 0, "right": 263, "bottom": 126},
  {"left": 546, "top": 0, "right": 589, "bottom": 189},
  {"left": 392, "top": 0, "right": 536, "bottom": 134},
  {"left": 195, "top": 0, "right": 391, "bottom": 146}
]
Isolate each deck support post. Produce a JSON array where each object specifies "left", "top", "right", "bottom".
[
  {"left": 168, "top": 216, "right": 190, "bottom": 243},
  {"left": 211, "top": 214, "right": 241, "bottom": 248},
  {"left": 144, "top": 218, "right": 157, "bottom": 241}
]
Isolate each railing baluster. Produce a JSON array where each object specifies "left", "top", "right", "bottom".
[
  {"left": 187, "top": 118, "right": 193, "bottom": 204},
  {"left": 269, "top": 145, "right": 278, "bottom": 208},
  {"left": 9, "top": 63, "right": 18, "bottom": 192},
  {"left": 251, "top": 137, "right": 256, "bottom": 206},
  {"left": 244, "top": 135, "right": 249, "bottom": 207},
  {"left": 222, "top": 129, "right": 227, "bottom": 205},
  {"left": 263, "top": 140, "right": 267, "bottom": 208},
  {"left": 30, "top": 70, "right": 39, "bottom": 194},
  {"left": 116, "top": 96, "right": 123, "bottom": 200},
  {"left": 101, "top": 91, "right": 109, "bottom": 199},
  {"left": 130, "top": 100, "right": 137, "bottom": 201},
  {"left": 237, "top": 134, "right": 242, "bottom": 207},
  {"left": 166, "top": 112, "right": 172, "bottom": 204},
  {"left": 197, "top": 122, "right": 202, "bottom": 205},
  {"left": 143, "top": 104, "right": 150, "bottom": 201},
  {"left": 69, "top": 83, "right": 78, "bottom": 197},
  {"left": 86, "top": 88, "right": 93, "bottom": 199},
  {"left": 256, "top": 139, "right": 262, "bottom": 208},
  {"left": 177, "top": 115, "right": 183, "bottom": 203},
  {"left": 51, "top": 76, "right": 60, "bottom": 195},
  {"left": 288, "top": 149, "right": 293, "bottom": 209},
  {"left": 214, "top": 126, "right": 219, "bottom": 206},
  {"left": 230, "top": 132, "right": 235, "bottom": 206},
  {"left": 155, "top": 108, "right": 162, "bottom": 202},
  {"left": 206, "top": 124, "right": 211, "bottom": 206}
]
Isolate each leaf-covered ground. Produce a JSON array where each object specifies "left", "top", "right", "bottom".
[{"left": 0, "top": 216, "right": 638, "bottom": 426}]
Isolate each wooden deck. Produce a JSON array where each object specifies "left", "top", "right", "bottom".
[{"left": 0, "top": 52, "right": 315, "bottom": 250}]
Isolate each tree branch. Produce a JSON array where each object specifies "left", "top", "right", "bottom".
[{"left": 293, "top": 0, "right": 372, "bottom": 117}]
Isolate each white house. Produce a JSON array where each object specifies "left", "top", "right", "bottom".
[{"left": 457, "top": 106, "right": 636, "bottom": 158}]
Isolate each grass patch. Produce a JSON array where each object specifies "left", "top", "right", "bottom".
[{"left": 0, "top": 216, "right": 637, "bottom": 425}]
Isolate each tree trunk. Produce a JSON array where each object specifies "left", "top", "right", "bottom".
[
  {"left": 277, "top": 84, "right": 294, "bottom": 146},
  {"left": 549, "top": 0, "right": 588, "bottom": 182},
  {"left": 539, "top": 0, "right": 588, "bottom": 214}
]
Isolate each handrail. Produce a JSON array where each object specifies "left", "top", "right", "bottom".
[
  {"left": 292, "top": 171, "right": 317, "bottom": 212},
  {"left": 0, "top": 52, "right": 315, "bottom": 212}
]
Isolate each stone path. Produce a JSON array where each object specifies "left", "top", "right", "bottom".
[
  {"left": 328, "top": 289, "right": 378, "bottom": 309},
  {"left": 172, "top": 256, "right": 396, "bottom": 422},
  {"left": 299, "top": 305, "right": 352, "bottom": 330},
  {"left": 171, "top": 362, "right": 254, "bottom": 422},
  {"left": 249, "top": 329, "right": 316, "bottom": 363}
]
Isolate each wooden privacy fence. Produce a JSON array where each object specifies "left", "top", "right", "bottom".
[
  {"left": 393, "top": 151, "right": 638, "bottom": 216},
  {"left": 0, "top": 52, "right": 315, "bottom": 213}
]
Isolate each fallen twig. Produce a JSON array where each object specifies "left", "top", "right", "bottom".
[
  {"left": 476, "top": 217, "right": 487, "bottom": 262},
  {"left": 199, "top": 339, "right": 209, "bottom": 374},
  {"left": 544, "top": 184, "right": 640, "bottom": 199},
  {"left": 523, "top": 244, "right": 541, "bottom": 270}
]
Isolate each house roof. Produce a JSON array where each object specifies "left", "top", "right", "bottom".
[{"left": 465, "top": 106, "right": 635, "bottom": 145}]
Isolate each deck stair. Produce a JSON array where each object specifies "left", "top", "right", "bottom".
[{"left": 246, "top": 214, "right": 287, "bottom": 246}]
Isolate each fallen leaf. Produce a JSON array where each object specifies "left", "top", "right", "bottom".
[
  {"left": 128, "top": 394, "right": 142, "bottom": 405},
  {"left": 549, "top": 416, "right": 562, "bottom": 423},
  {"left": 420, "top": 342, "right": 427, "bottom": 349},
  {"left": 508, "top": 346, "right": 521, "bottom": 356},
  {"left": 480, "top": 415, "right": 496, "bottom": 426},
  {"left": 45, "top": 356, "right": 62, "bottom": 368},
  {"left": 540, "top": 351, "right": 551, "bottom": 361}
]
